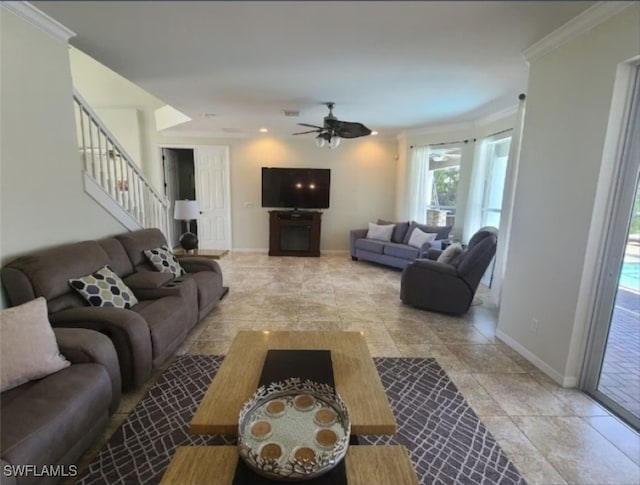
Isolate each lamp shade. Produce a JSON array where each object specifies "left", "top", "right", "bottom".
[{"left": 174, "top": 200, "right": 200, "bottom": 220}]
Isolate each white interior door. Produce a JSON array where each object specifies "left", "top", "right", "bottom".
[
  {"left": 194, "top": 146, "right": 232, "bottom": 249},
  {"left": 162, "top": 148, "right": 181, "bottom": 246}
]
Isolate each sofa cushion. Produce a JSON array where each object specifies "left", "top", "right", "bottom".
[
  {"left": 116, "top": 228, "right": 168, "bottom": 271},
  {"left": 403, "top": 222, "right": 452, "bottom": 244},
  {"left": 354, "top": 238, "right": 386, "bottom": 254},
  {"left": 69, "top": 266, "right": 139, "bottom": 309},
  {"left": 383, "top": 243, "right": 420, "bottom": 260},
  {"left": 133, "top": 296, "right": 192, "bottom": 366},
  {"left": 1, "top": 241, "right": 109, "bottom": 306},
  {"left": 123, "top": 271, "right": 175, "bottom": 290},
  {"left": 187, "top": 271, "right": 223, "bottom": 313},
  {"left": 437, "top": 243, "right": 464, "bottom": 264},
  {"left": 377, "top": 219, "right": 410, "bottom": 244},
  {"left": 407, "top": 228, "right": 438, "bottom": 248},
  {"left": 0, "top": 298, "right": 70, "bottom": 392},
  {"left": 98, "top": 237, "right": 134, "bottom": 277},
  {"left": 144, "top": 245, "right": 185, "bottom": 278},
  {"left": 0, "top": 363, "right": 111, "bottom": 468},
  {"left": 366, "top": 222, "right": 394, "bottom": 242}
]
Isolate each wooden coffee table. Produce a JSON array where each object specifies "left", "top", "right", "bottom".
[
  {"left": 162, "top": 331, "right": 417, "bottom": 484},
  {"left": 190, "top": 330, "right": 397, "bottom": 436},
  {"left": 160, "top": 445, "right": 418, "bottom": 485}
]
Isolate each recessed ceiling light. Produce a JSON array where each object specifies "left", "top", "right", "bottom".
[
  {"left": 371, "top": 131, "right": 379, "bottom": 136},
  {"left": 259, "top": 128, "right": 268, "bottom": 133}
]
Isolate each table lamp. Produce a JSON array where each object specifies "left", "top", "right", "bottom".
[{"left": 174, "top": 200, "right": 200, "bottom": 251}]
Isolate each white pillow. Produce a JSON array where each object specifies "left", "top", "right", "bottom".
[
  {"left": 437, "top": 242, "right": 464, "bottom": 264},
  {"left": 1, "top": 297, "right": 70, "bottom": 392},
  {"left": 407, "top": 227, "right": 438, "bottom": 248},
  {"left": 366, "top": 222, "right": 394, "bottom": 242}
]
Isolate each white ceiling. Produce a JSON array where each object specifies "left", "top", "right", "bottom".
[{"left": 36, "top": 1, "right": 594, "bottom": 138}]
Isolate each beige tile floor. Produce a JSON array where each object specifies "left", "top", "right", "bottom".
[{"left": 76, "top": 253, "right": 640, "bottom": 485}]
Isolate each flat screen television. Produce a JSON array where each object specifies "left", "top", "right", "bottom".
[{"left": 262, "top": 167, "right": 331, "bottom": 209}]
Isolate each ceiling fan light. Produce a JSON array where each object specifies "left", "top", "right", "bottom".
[
  {"left": 315, "top": 136, "right": 325, "bottom": 148},
  {"left": 328, "top": 136, "right": 341, "bottom": 149}
]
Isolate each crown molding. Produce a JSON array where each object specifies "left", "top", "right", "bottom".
[
  {"left": 522, "top": 2, "right": 634, "bottom": 62},
  {"left": 401, "top": 121, "right": 474, "bottom": 139},
  {"left": 1, "top": 1, "right": 75, "bottom": 43},
  {"left": 474, "top": 104, "right": 518, "bottom": 127}
]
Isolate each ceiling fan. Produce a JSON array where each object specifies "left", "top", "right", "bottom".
[{"left": 293, "top": 102, "right": 371, "bottom": 148}]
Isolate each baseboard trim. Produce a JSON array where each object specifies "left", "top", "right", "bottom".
[{"left": 496, "top": 329, "right": 577, "bottom": 387}]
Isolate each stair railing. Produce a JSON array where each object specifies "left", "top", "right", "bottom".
[{"left": 73, "top": 89, "right": 170, "bottom": 238}]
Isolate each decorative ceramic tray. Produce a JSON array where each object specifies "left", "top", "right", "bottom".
[{"left": 238, "top": 378, "right": 351, "bottom": 481}]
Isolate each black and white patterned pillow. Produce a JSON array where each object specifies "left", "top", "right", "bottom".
[
  {"left": 69, "top": 266, "right": 139, "bottom": 309},
  {"left": 143, "top": 245, "right": 185, "bottom": 278}
]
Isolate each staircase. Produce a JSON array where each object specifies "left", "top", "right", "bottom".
[{"left": 73, "top": 89, "right": 170, "bottom": 238}]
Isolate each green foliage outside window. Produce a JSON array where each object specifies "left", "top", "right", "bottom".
[{"left": 431, "top": 167, "right": 460, "bottom": 208}]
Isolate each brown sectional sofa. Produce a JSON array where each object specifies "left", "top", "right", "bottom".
[
  {"left": 1, "top": 228, "right": 225, "bottom": 391},
  {"left": 1, "top": 328, "right": 120, "bottom": 485}
]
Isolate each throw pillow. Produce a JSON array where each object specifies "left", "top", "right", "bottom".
[
  {"left": 377, "top": 219, "right": 410, "bottom": 243},
  {"left": 437, "top": 242, "right": 464, "bottom": 264},
  {"left": 407, "top": 227, "right": 438, "bottom": 248},
  {"left": 69, "top": 265, "right": 139, "bottom": 309},
  {"left": 403, "top": 222, "right": 452, "bottom": 245},
  {"left": 366, "top": 222, "right": 395, "bottom": 242},
  {"left": 144, "top": 245, "right": 185, "bottom": 278},
  {"left": 0, "top": 297, "right": 70, "bottom": 392}
]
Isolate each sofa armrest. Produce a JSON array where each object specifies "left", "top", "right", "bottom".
[
  {"left": 124, "top": 271, "right": 173, "bottom": 289},
  {"left": 424, "top": 248, "right": 443, "bottom": 260},
  {"left": 349, "top": 229, "right": 368, "bottom": 257},
  {"left": 408, "top": 258, "right": 458, "bottom": 276},
  {"left": 123, "top": 271, "right": 184, "bottom": 300},
  {"left": 418, "top": 238, "right": 447, "bottom": 257},
  {"left": 178, "top": 257, "right": 222, "bottom": 275},
  {"left": 430, "top": 239, "right": 447, "bottom": 250},
  {"left": 49, "top": 307, "right": 152, "bottom": 391},
  {"left": 53, "top": 327, "right": 121, "bottom": 414}
]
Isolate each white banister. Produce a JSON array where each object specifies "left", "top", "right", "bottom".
[{"left": 73, "top": 89, "right": 170, "bottom": 238}]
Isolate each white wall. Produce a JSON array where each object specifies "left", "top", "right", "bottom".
[
  {"left": 94, "top": 107, "right": 142, "bottom": 163},
  {"left": 159, "top": 135, "right": 398, "bottom": 251},
  {"left": 497, "top": 5, "right": 640, "bottom": 385},
  {"left": 69, "top": 47, "right": 165, "bottom": 191},
  {"left": 0, "top": 6, "right": 126, "bottom": 307}
]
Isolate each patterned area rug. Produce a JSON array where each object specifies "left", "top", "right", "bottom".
[{"left": 78, "top": 355, "right": 526, "bottom": 485}]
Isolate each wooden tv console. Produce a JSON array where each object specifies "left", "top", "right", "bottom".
[{"left": 268, "top": 210, "right": 321, "bottom": 257}]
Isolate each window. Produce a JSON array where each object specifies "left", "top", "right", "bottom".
[
  {"left": 480, "top": 136, "right": 511, "bottom": 228},
  {"left": 425, "top": 146, "right": 462, "bottom": 226}
]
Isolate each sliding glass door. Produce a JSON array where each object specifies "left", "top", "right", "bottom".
[{"left": 582, "top": 66, "right": 640, "bottom": 431}]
